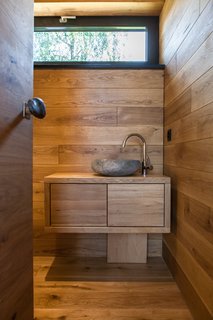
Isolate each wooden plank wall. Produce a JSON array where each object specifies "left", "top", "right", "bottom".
[
  {"left": 33, "top": 69, "right": 164, "bottom": 257},
  {"left": 160, "top": 0, "right": 213, "bottom": 319}
]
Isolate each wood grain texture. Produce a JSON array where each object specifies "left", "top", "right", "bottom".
[
  {"left": 58, "top": 145, "right": 163, "bottom": 166},
  {"left": 164, "top": 165, "right": 213, "bottom": 213},
  {"left": 44, "top": 182, "right": 51, "bottom": 226},
  {"left": 161, "top": 0, "right": 199, "bottom": 65},
  {"left": 108, "top": 184, "right": 165, "bottom": 227},
  {"left": 34, "top": 233, "right": 107, "bottom": 257},
  {"left": 164, "top": 234, "right": 213, "bottom": 315},
  {"left": 33, "top": 255, "right": 193, "bottom": 320},
  {"left": 0, "top": 0, "right": 33, "bottom": 318},
  {"left": 44, "top": 172, "right": 170, "bottom": 184},
  {"left": 176, "top": 0, "right": 213, "bottom": 73},
  {"left": 44, "top": 225, "right": 170, "bottom": 233},
  {"left": 34, "top": 2, "right": 165, "bottom": 16},
  {"left": 107, "top": 234, "right": 148, "bottom": 263},
  {"left": 35, "top": 88, "right": 163, "bottom": 108},
  {"left": 148, "top": 233, "right": 162, "bottom": 257},
  {"left": 160, "top": 0, "right": 193, "bottom": 63},
  {"left": 175, "top": 210, "right": 213, "bottom": 279},
  {"left": 118, "top": 107, "right": 163, "bottom": 126},
  {"left": 164, "top": 102, "right": 213, "bottom": 145},
  {"left": 164, "top": 89, "right": 191, "bottom": 126},
  {"left": 43, "top": 176, "right": 170, "bottom": 236},
  {"left": 164, "top": 138, "right": 213, "bottom": 173},
  {"left": 34, "top": 165, "right": 164, "bottom": 183},
  {"left": 160, "top": 0, "right": 213, "bottom": 317},
  {"left": 33, "top": 69, "right": 164, "bottom": 257},
  {"left": 165, "top": 31, "right": 213, "bottom": 105},
  {"left": 163, "top": 243, "right": 213, "bottom": 320},
  {"left": 164, "top": 54, "right": 177, "bottom": 85},
  {"left": 34, "top": 107, "right": 117, "bottom": 127},
  {"left": 34, "top": 126, "right": 163, "bottom": 146},
  {"left": 34, "top": 0, "right": 165, "bottom": 2},
  {"left": 34, "top": 69, "right": 164, "bottom": 89},
  {"left": 178, "top": 192, "right": 213, "bottom": 245},
  {"left": 33, "top": 146, "right": 59, "bottom": 165},
  {"left": 50, "top": 184, "right": 107, "bottom": 226},
  {"left": 191, "top": 66, "right": 213, "bottom": 111}
]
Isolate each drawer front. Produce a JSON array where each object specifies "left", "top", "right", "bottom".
[
  {"left": 108, "top": 184, "right": 164, "bottom": 227},
  {"left": 51, "top": 184, "right": 107, "bottom": 226}
]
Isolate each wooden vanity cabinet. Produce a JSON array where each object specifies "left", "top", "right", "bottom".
[
  {"left": 50, "top": 184, "right": 107, "bottom": 227},
  {"left": 44, "top": 173, "right": 171, "bottom": 263},
  {"left": 108, "top": 184, "right": 164, "bottom": 227}
]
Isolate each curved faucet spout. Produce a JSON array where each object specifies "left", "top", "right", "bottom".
[{"left": 121, "top": 133, "right": 147, "bottom": 176}]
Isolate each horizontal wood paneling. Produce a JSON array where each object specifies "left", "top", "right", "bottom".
[
  {"left": 118, "top": 107, "right": 163, "bottom": 125},
  {"left": 34, "top": 234, "right": 107, "bottom": 257},
  {"left": 35, "top": 88, "right": 163, "bottom": 108},
  {"left": 179, "top": 193, "right": 213, "bottom": 245},
  {"left": 163, "top": 243, "right": 213, "bottom": 320},
  {"left": 164, "top": 89, "right": 191, "bottom": 126},
  {"left": 164, "top": 234, "right": 213, "bottom": 314},
  {"left": 33, "top": 69, "right": 164, "bottom": 257},
  {"left": 176, "top": 210, "right": 213, "bottom": 279},
  {"left": 165, "top": 31, "right": 213, "bottom": 105},
  {"left": 58, "top": 145, "right": 163, "bottom": 166},
  {"left": 164, "top": 165, "right": 213, "bottom": 214},
  {"left": 164, "top": 139, "right": 213, "bottom": 172},
  {"left": 191, "top": 66, "right": 213, "bottom": 111},
  {"left": 176, "top": 0, "right": 213, "bottom": 73},
  {"left": 34, "top": 69, "right": 164, "bottom": 89},
  {"left": 160, "top": 0, "right": 213, "bottom": 318},
  {"left": 33, "top": 146, "right": 59, "bottom": 165},
  {"left": 164, "top": 102, "right": 213, "bottom": 145},
  {"left": 161, "top": 0, "right": 200, "bottom": 65},
  {"left": 160, "top": 0, "right": 192, "bottom": 62},
  {"left": 34, "top": 107, "right": 117, "bottom": 127},
  {"left": 164, "top": 54, "right": 177, "bottom": 85},
  {"left": 34, "top": 1, "right": 165, "bottom": 16},
  {"left": 34, "top": 126, "right": 163, "bottom": 146}
]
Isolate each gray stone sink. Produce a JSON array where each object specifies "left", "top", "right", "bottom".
[{"left": 91, "top": 159, "right": 141, "bottom": 176}]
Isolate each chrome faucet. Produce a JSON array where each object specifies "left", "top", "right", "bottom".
[{"left": 121, "top": 133, "right": 152, "bottom": 176}]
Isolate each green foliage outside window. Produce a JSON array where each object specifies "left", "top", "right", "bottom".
[{"left": 34, "top": 31, "right": 146, "bottom": 62}]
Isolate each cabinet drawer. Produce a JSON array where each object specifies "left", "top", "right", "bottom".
[
  {"left": 108, "top": 184, "right": 164, "bottom": 227},
  {"left": 50, "top": 184, "right": 107, "bottom": 226}
]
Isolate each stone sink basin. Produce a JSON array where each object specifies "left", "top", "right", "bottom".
[{"left": 91, "top": 159, "right": 141, "bottom": 176}]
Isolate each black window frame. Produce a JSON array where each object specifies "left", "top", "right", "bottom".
[{"left": 34, "top": 16, "right": 163, "bottom": 69}]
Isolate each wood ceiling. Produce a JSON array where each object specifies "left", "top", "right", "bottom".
[{"left": 34, "top": 1, "right": 165, "bottom": 16}]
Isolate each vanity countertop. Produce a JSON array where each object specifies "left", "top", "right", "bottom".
[{"left": 44, "top": 172, "right": 171, "bottom": 184}]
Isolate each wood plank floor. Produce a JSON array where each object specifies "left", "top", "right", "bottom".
[{"left": 34, "top": 256, "right": 193, "bottom": 320}]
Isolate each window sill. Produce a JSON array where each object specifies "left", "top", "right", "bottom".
[{"left": 34, "top": 62, "right": 165, "bottom": 70}]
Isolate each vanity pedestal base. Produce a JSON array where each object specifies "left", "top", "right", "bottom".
[{"left": 107, "top": 233, "right": 147, "bottom": 263}]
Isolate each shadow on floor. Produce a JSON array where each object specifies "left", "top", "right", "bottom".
[{"left": 45, "top": 256, "right": 173, "bottom": 282}]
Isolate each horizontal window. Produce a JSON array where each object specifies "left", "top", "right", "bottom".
[
  {"left": 34, "top": 17, "right": 160, "bottom": 68},
  {"left": 34, "top": 29, "right": 147, "bottom": 62}
]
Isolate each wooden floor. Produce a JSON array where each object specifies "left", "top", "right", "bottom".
[{"left": 34, "top": 256, "right": 193, "bottom": 320}]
